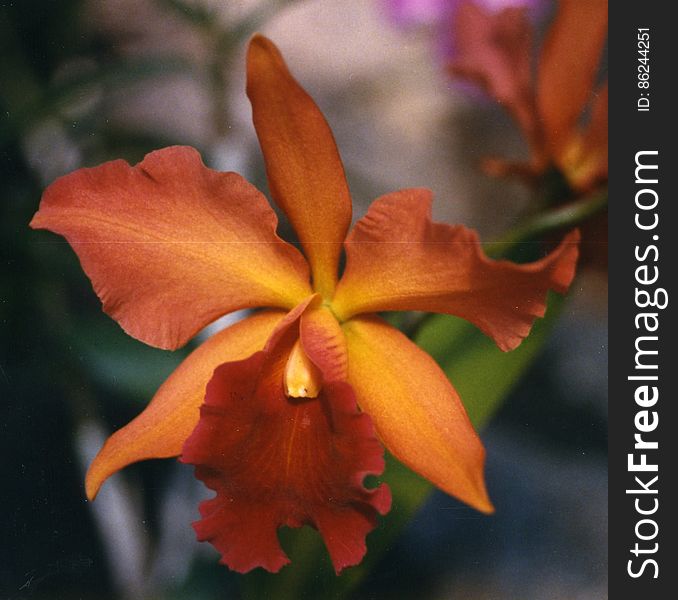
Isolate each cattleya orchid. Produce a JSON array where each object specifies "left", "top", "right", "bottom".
[
  {"left": 449, "top": 0, "right": 608, "bottom": 193},
  {"left": 31, "top": 35, "right": 579, "bottom": 574}
]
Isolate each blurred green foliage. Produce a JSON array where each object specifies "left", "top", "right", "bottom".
[{"left": 1, "top": 1, "right": 194, "bottom": 597}]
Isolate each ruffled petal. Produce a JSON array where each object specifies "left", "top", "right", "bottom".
[
  {"left": 247, "top": 35, "right": 352, "bottom": 298},
  {"left": 85, "top": 310, "right": 286, "bottom": 500},
  {"left": 342, "top": 315, "right": 493, "bottom": 513},
  {"left": 537, "top": 0, "right": 608, "bottom": 158},
  {"left": 31, "top": 146, "right": 312, "bottom": 350},
  {"left": 182, "top": 304, "right": 389, "bottom": 574},
  {"left": 332, "top": 189, "right": 579, "bottom": 351},
  {"left": 448, "top": 2, "right": 540, "bottom": 157}
]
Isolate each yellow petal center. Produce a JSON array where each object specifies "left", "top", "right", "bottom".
[{"left": 284, "top": 339, "right": 322, "bottom": 398}]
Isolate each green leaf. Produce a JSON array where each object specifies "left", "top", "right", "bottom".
[
  {"left": 69, "top": 318, "right": 188, "bottom": 401},
  {"left": 415, "top": 293, "right": 564, "bottom": 429},
  {"left": 155, "top": 0, "right": 215, "bottom": 28},
  {"left": 1, "top": 56, "right": 190, "bottom": 146},
  {"left": 239, "top": 295, "right": 564, "bottom": 599}
]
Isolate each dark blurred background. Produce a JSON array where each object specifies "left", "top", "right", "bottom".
[{"left": 1, "top": 1, "right": 607, "bottom": 598}]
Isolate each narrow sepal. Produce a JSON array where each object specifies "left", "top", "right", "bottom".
[{"left": 247, "top": 35, "right": 352, "bottom": 298}]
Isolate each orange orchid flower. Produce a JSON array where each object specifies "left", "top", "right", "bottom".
[
  {"left": 30, "top": 35, "right": 579, "bottom": 574},
  {"left": 449, "top": 0, "right": 608, "bottom": 193}
]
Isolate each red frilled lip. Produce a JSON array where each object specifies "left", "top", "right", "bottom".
[{"left": 181, "top": 301, "right": 391, "bottom": 574}]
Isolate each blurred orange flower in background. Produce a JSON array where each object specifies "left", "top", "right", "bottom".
[
  {"left": 449, "top": 0, "right": 608, "bottom": 193},
  {"left": 30, "top": 35, "right": 579, "bottom": 573}
]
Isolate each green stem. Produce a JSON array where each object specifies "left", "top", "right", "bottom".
[{"left": 483, "top": 189, "right": 608, "bottom": 257}]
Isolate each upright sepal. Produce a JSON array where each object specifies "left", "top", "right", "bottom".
[{"left": 247, "top": 35, "right": 352, "bottom": 298}]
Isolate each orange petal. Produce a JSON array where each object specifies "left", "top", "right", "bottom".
[
  {"left": 85, "top": 310, "right": 287, "bottom": 500},
  {"left": 582, "top": 82, "right": 608, "bottom": 166},
  {"left": 570, "top": 81, "right": 608, "bottom": 191},
  {"left": 332, "top": 189, "right": 579, "bottom": 351},
  {"left": 31, "top": 146, "right": 312, "bottom": 350},
  {"left": 537, "top": 0, "right": 608, "bottom": 157},
  {"left": 448, "top": 3, "right": 540, "bottom": 156},
  {"left": 300, "top": 304, "right": 348, "bottom": 383},
  {"left": 557, "top": 81, "right": 608, "bottom": 193},
  {"left": 247, "top": 35, "right": 352, "bottom": 299},
  {"left": 342, "top": 315, "right": 493, "bottom": 513}
]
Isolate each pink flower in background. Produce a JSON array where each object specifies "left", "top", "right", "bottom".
[
  {"left": 384, "top": 0, "right": 546, "bottom": 62},
  {"left": 386, "top": 0, "right": 450, "bottom": 27},
  {"left": 387, "top": 0, "right": 543, "bottom": 25}
]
